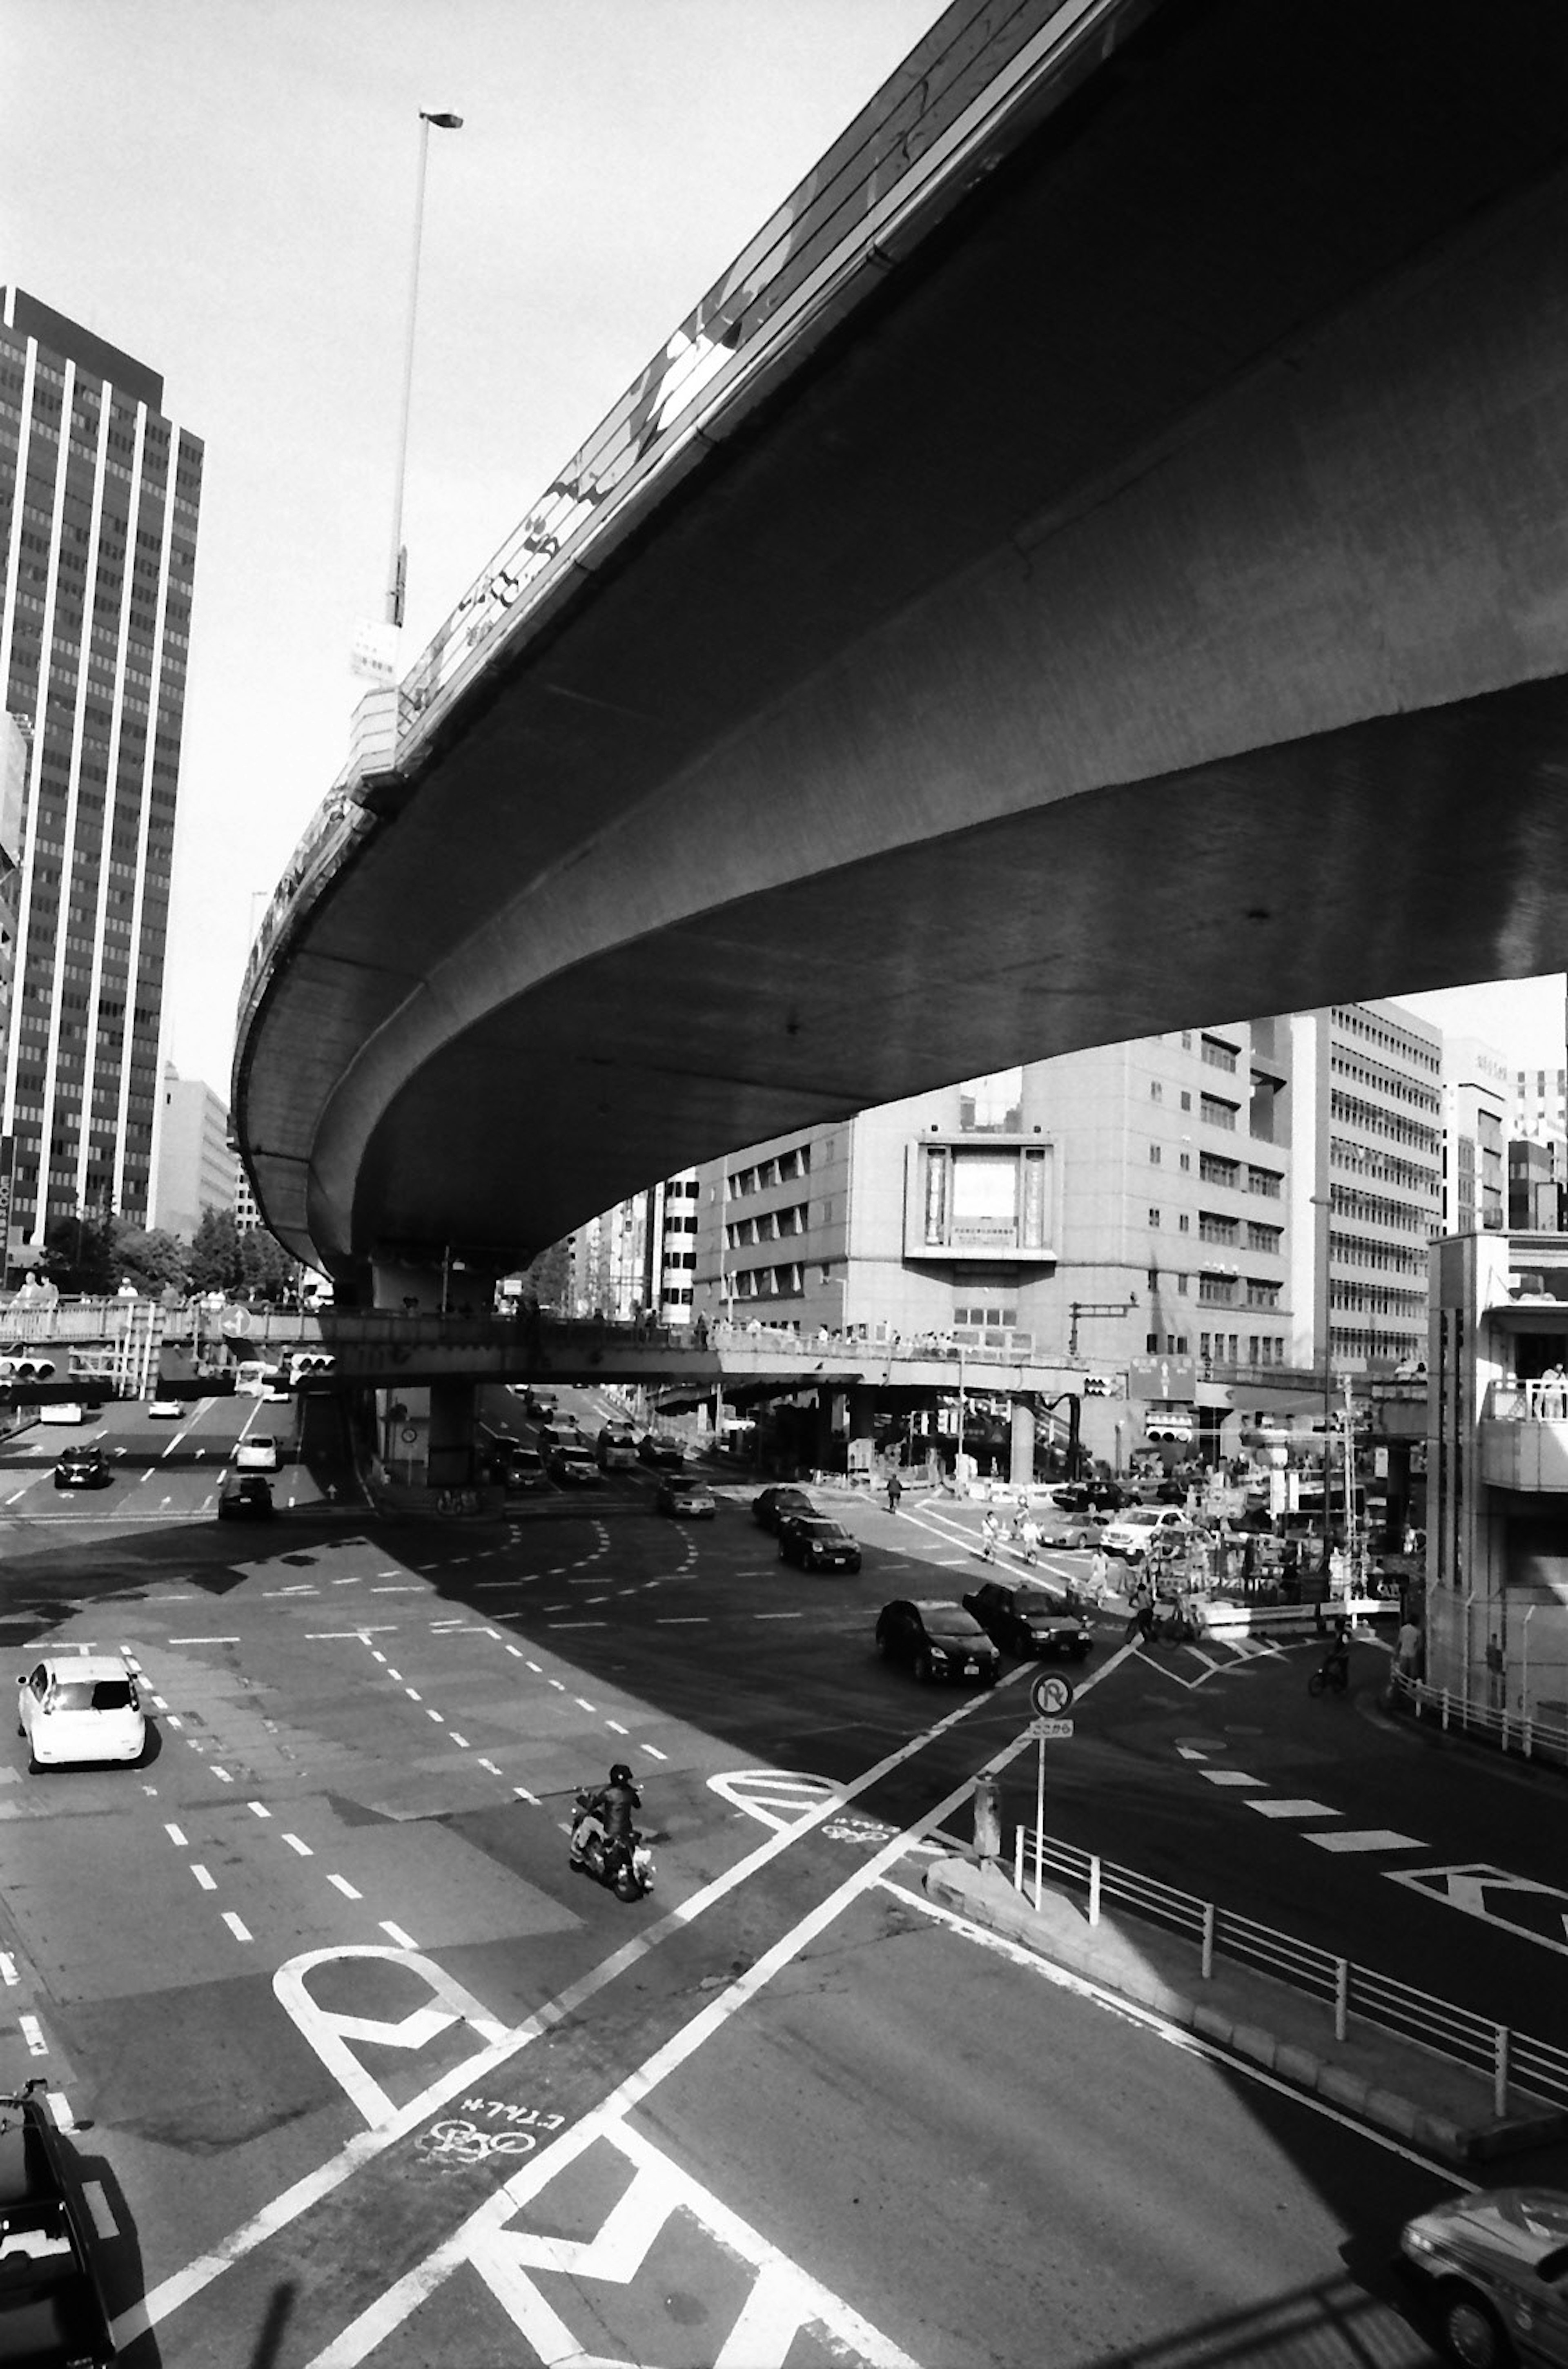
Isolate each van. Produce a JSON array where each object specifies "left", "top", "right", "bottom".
[{"left": 597, "top": 1424, "right": 638, "bottom": 1470}]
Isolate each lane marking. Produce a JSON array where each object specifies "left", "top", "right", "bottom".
[
  {"left": 327, "top": 1875, "right": 362, "bottom": 1901},
  {"left": 83, "top": 2179, "right": 117, "bottom": 2240},
  {"left": 380, "top": 1922, "right": 417, "bottom": 1950},
  {"left": 222, "top": 1912, "right": 252, "bottom": 1942},
  {"left": 248, "top": 1802, "right": 272, "bottom": 1819},
  {"left": 191, "top": 1867, "right": 216, "bottom": 1892},
  {"left": 283, "top": 1835, "right": 312, "bottom": 1857},
  {"left": 165, "top": 1635, "right": 241, "bottom": 1645},
  {"left": 164, "top": 1823, "right": 187, "bottom": 1848},
  {"left": 1307, "top": 1830, "right": 1427, "bottom": 1853},
  {"left": 1199, "top": 1771, "right": 1267, "bottom": 1789},
  {"left": 1247, "top": 1800, "right": 1341, "bottom": 1820},
  {"left": 19, "top": 2016, "right": 45, "bottom": 2056}
]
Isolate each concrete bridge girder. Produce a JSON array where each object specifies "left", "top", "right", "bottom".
[{"left": 234, "top": 0, "right": 1568, "bottom": 1277}]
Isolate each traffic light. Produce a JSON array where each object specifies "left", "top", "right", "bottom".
[
  {"left": 1081, "top": 1375, "right": 1109, "bottom": 1396},
  {"left": 290, "top": 1352, "right": 336, "bottom": 1384},
  {"left": 0, "top": 1357, "right": 56, "bottom": 1382}
]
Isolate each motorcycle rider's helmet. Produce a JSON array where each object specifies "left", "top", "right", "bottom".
[{"left": 609, "top": 1763, "right": 633, "bottom": 1787}]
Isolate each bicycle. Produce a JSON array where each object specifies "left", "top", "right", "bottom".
[{"left": 1307, "top": 1652, "right": 1350, "bottom": 1697}]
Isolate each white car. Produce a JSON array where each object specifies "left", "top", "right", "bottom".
[
  {"left": 147, "top": 1396, "right": 185, "bottom": 1419},
  {"left": 37, "top": 1402, "right": 87, "bottom": 1426},
  {"left": 1100, "top": 1506, "right": 1192, "bottom": 1562},
  {"left": 234, "top": 1435, "right": 281, "bottom": 1472},
  {"left": 17, "top": 1653, "right": 145, "bottom": 1769}
]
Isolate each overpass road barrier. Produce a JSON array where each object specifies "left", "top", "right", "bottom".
[{"left": 1012, "top": 1826, "right": 1568, "bottom": 2120}]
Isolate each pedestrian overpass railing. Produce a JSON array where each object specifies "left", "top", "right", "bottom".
[
  {"left": 1389, "top": 1667, "right": 1568, "bottom": 1773},
  {"left": 1011, "top": 1826, "right": 1568, "bottom": 2119}
]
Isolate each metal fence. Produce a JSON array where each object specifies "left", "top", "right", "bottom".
[
  {"left": 1011, "top": 1825, "right": 1568, "bottom": 2119},
  {"left": 1390, "top": 1667, "right": 1568, "bottom": 1774}
]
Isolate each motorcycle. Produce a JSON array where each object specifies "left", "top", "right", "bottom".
[{"left": 569, "top": 1789, "right": 655, "bottom": 1901}]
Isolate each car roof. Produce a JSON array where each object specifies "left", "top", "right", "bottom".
[{"left": 0, "top": 2100, "right": 53, "bottom": 2208}]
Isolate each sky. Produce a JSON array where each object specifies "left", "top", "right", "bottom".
[{"left": 4, "top": 0, "right": 1568, "bottom": 1104}]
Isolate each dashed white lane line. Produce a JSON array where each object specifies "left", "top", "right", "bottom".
[
  {"left": 572, "top": 1697, "right": 595, "bottom": 1714},
  {"left": 1198, "top": 1771, "right": 1267, "bottom": 1789},
  {"left": 191, "top": 1867, "right": 216, "bottom": 1892},
  {"left": 643, "top": 1744, "right": 668, "bottom": 1762},
  {"left": 163, "top": 1823, "right": 187, "bottom": 1848},
  {"left": 512, "top": 1785, "right": 541, "bottom": 1805},
  {"left": 248, "top": 1801, "right": 271, "bottom": 1819},
  {"left": 381, "top": 1921, "right": 417, "bottom": 1949},
  {"left": 425, "top": 1709, "right": 445, "bottom": 1724},
  {"left": 1247, "top": 1799, "right": 1341, "bottom": 1819},
  {"left": 305, "top": 1629, "right": 399, "bottom": 1640},
  {"left": 549, "top": 1620, "right": 607, "bottom": 1629},
  {"left": 450, "top": 1733, "right": 470, "bottom": 1749},
  {"left": 45, "top": 2089, "right": 74, "bottom": 2132},
  {"left": 283, "top": 1834, "right": 312, "bottom": 1857},
  {"left": 656, "top": 1616, "right": 707, "bottom": 1625},
  {"left": 403, "top": 1687, "right": 421, "bottom": 1702},
  {"left": 606, "top": 1720, "right": 628, "bottom": 1736},
  {"left": 212, "top": 1767, "right": 233, "bottom": 1785},
  {"left": 753, "top": 1611, "right": 802, "bottom": 1620},
  {"left": 1307, "top": 1829, "right": 1428, "bottom": 1853},
  {"left": 19, "top": 2015, "right": 45, "bottom": 2056},
  {"left": 371, "top": 1586, "right": 422, "bottom": 1595},
  {"left": 0, "top": 1955, "right": 16, "bottom": 1987},
  {"left": 477, "top": 1758, "right": 502, "bottom": 1776},
  {"left": 83, "top": 2179, "right": 117, "bottom": 2240},
  {"left": 165, "top": 1635, "right": 241, "bottom": 1645},
  {"left": 327, "top": 1874, "right": 362, "bottom": 1900},
  {"left": 165, "top": 1716, "right": 184, "bottom": 1730},
  {"left": 222, "top": 1912, "right": 252, "bottom": 1942}
]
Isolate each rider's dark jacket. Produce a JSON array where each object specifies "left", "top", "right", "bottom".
[{"left": 592, "top": 1780, "right": 641, "bottom": 1845}]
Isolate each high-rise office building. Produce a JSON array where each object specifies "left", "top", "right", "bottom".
[
  {"left": 152, "top": 1063, "right": 232, "bottom": 1242},
  {"left": 1512, "top": 1062, "right": 1568, "bottom": 1146},
  {"left": 1440, "top": 1036, "right": 1508, "bottom": 1236},
  {"left": 0, "top": 289, "right": 201, "bottom": 1248}
]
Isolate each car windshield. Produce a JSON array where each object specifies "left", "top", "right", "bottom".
[
  {"left": 922, "top": 1608, "right": 985, "bottom": 1640},
  {"left": 51, "top": 1679, "right": 134, "bottom": 1714}
]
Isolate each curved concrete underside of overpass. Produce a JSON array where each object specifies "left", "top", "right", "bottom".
[{"left": 236, "top": 0, "right": 1568, "bottom": 1281}]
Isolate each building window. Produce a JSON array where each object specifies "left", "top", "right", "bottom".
[
  {"left": 1147, "top": 1268, "right": 1160, "bottom": 1292},
  {"left": 1148, "top": 1208, "right": 1160, "bottom": 1228},
  {"left": 1200, "top": 1152, "right": 1239, "bottom": 1188},
  {"left": 1201, "top": 1034, "right": 1239, "bottom": 1072},
  {"left": 1179, "top": 1152, "right": 1191, "bottom": 1171},
  {"left": 1176, "top": 1274, "right": 1188, "bottom": 1293},
  {"left": 1149, "top": 1144, "right": 1162, "bottom": 1164},
  {"left": 1150, "top": 1081, "right": 1163, "bottom": 1102},
  {"left": 1178, "top": 1213, "right": 1190, "bottom": 1232},
  {"left": 1180, "top": 1091, "right": 1192, "bottom": 1112},
  {"left": 1200, "top": 1094, "right": 1238, "bottom": 1131}
]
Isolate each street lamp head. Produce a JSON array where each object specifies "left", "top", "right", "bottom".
[{"left": 421, "top": 111, "right": 463, "bottom": 129}]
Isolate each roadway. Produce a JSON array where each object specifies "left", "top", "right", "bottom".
[{"left": 0, "top": 1388, "right": 1547, "bottom": 2362}]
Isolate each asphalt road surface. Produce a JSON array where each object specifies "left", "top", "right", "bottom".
[{"left": 0, "top": 1391, "right": 1534, "bottom": 2363}]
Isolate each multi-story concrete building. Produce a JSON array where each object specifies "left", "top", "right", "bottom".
[
  {"left": 1287, "top": 1001, "right": 1443, "bottom": 1374},
  {"left": 233, "top": 1159, "right": 261, "bottom": 1234},
  {"left": 0, "top": 289, "right": 201, "bottom": 1242},
  {"left": 152, "top": 1063, "right": 232, "bottom": 1241},
  {"left": 646, "top": 1169, "right": 699, "bottom": 1327},
  {"left": 1512, "top": 1053, "right": 1568, "bottom": 1148},
  {"left": 1440, "top": 1036, "right": 1508, "bottom": 1237},
  {"left": 571, "top": 1169, "right": 702, "bottom": 1326},
  {"left": 0, "top": 711, "right": 24, "bottom": 1063},
  {"left": 1508, "top": 1137, "right": 1565, "bottom": 1233},
  {"left": 1427, "top": 1227, "right": 1568, "bottom": 1728},
  {"left": 695, "top": 1021, "right": 1296, "bottom": 1453}
]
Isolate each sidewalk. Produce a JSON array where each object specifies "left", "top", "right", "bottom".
[{"left": 924, "top": 1852, "right": 1568, "bottom": 2165}]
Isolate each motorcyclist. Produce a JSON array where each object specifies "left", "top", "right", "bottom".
[
  {"left": 1320, "top": 1616, "right": 1353, "bottom": 1686},
  {"left": 573, "top": 1763, "right": 641, "bottom": 1865}
]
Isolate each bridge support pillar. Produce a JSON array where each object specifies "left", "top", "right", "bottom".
[
  {"left": 428, "top": 1379, "right": 477, "bottom": 1489},
  {"left": 1009, "top": 1400, "right": 1036, "bottom": 1491}
]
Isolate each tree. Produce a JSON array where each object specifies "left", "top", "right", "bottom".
[
  {"left": 240, "top": 1226, "right": 299, "bottom": 1304},
  {"left": 41, "top": 1209, "right": 119, "bottom": 1297},
  {"left": 113, "top": 1226, "right": 190, "bottom": 1296},
  {"left": 189, "top": 1208, "right": 244, "bottom": 1296},
  {"left": 518, "top": 1240, "right": 570, "bottom": 1315}
]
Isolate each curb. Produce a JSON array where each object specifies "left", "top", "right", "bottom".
[{"left": 923, "top": 1856, "right": 1566, "bottom": 2164}]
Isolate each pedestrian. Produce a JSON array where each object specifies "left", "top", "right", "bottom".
[
  {"left": 886, "top": 1469, "right": 903, "bottom": 1515},
  {"left": 1017, "top": 1511, "right": 1040, "bottom": 1565},
  {"left": 1088, "top": 1544, "right": 1110, "bottom": 1606},
  {"left": 980, "top": 1509, "right": 1000, "bottom": 1562},
  {"left": 1125, "top": 1573, "right": 1155, "bottom": 1645},
  {"left": 1395, "top": 1615, "right": 1423, "bottom": 1685}
]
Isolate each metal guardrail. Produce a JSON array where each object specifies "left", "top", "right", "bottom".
[
  {"left": 1011, "top": 1826, "right": 1568, "bottom": 2118},
  {"left": 1390, "top": 1667, "right": 1568, "bottom": 1773}
]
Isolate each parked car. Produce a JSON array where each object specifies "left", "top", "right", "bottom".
[
  {"left": 1100, "top": 1506, "right": 1192, "bottom": 1563},
  {"left": 546, "top": 1443, "right": 601, "bottom": 1486},
  {"left": 779, "top": 1515, "right": 862, "bottom": 1573},
  {"left": 0, "top": 2079, "right": 117, "bottom": 2365},
  {"left": 218, "top": 1473, "right": 274, "bottom": 1522},
  {"left": 874, "top": 1600, "right": 1000, "bottom": 1685},
  {"left": 962, "top": 1580, "right": 1092, "bottom": 1659},
  {"left": 234, "top": 1435, "right": 281, "bottom": 1473},
  {"left": 752, "top": 1486, "right": 814, "bottom": 1533},
  {"left": 655, "top": 1475, "right": 717, "bottom": 1519},
  {"left": 16, "top": 1653, "right": 145, "bottom": 1769},
  {"left": 53, "top": 1444, "right": 110, "bottom": 1492},
  {"left": 638, "top": 1433, "right": 687, "bottom": 1469},
  {"left": 1400, "top": 2185, "right": 1568, "bottom": 2366}
]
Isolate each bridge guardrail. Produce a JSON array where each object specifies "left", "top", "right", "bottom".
[
  {"left": 1390, "top": 1667, "right": 1568, "bottom": 1773},
  {"left": 1011, "top": 1826, "right": 1568, "bottom": 2118}
]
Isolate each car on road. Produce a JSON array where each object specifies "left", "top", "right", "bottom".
[
  {"left": 0, "top": 2078, "right": 117, "bottom": 2366},
  {"left": 234, "top": 1435, "right": 281, "bottom": 1472},
  {"left": 53, "top": 1444, "right": 110, "bottom": 1492},
  {"left": 522, "top": 1388, "right": 558, "bottom": 1419},
  {"left": 1100, "top": 1506, "right": 1192, "bottom": 1563},
  {"left": 778, "top": 1514, "right": 862, "bottom": 1573},
  {"left": 546, "top": 1442, "right": 602, "bottom": 1486},
  {"left": 1399, "top": 2185, "right": 1568, "bottom": 2365},
  {"left": 597, "top": 1424, "right": 639, "bottom": 1470},
  {"left": 16, "top": 1653, "right": 145, "bottom": 1769},
  {"left": 655, "top": 1475, "right": 717, "bottom": 1519},
  {"left": 37, "top": 1404, "right": 87, "bottom": 1426},
  {"left": 263, "top": 1379, "right": 292, "bottom": 1404},
  {"left": 752, "top": 1485, "right": 814, "bottom": 1533},
  {"left": 218, "top": 1473, "right": 274, "bottom": 1521},
  {"left": 499, "top": 1444, "right": 548, "bottom": 1494},
  {"left": 874, "top": 1599, "right": 1000, "bottom": 1685},
  {"left": 637, "top": 1433, "right": 687, "bottom": 1469},
  {"left": 962, "top": 1580, "right": 1092, "bottom": 1659},
  {"left": 1035, "top": 1505, "right": 1108, "bottom": 1549},
  {"left": 146, "top": 1396, "right": 185, "bottom": 1419}
]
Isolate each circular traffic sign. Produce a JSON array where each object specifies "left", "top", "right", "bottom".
[
  {"left": 1029, "top": 1669, "right": 1076, "bottom": 1719},
  {"left": 400, "top": 1426, "right": 419, "bottom": 1444}
]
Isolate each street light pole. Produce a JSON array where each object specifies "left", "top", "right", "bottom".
[{"left": 387, "top": 109, "right": 463, "bottom": 629}]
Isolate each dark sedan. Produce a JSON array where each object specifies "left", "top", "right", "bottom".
[
  {"left": 963, "top": 1580, "right": 1092, "bottom": 1659},
  {"left": 752, "top": 1486, "right": 814, "bottom": 1533},
  {"left": 546, "top": 1443, "right": 602, "bottom": 1486},
  {"left": 0, "top": 2080, "right": 116, "bottom": 2366},
  {"left": 779, "top": 1515, "right": 861, "bottom": 1573},
  {"left": 218, "top": 1473, "right": 274, "bottom": 1521},
  {"left": 500, "top": 1444, "right": 548, "bottom": 1493},
  {"left": 875, "top": 1599, "right": 1000, "bottom": 1685},
  {"left": 53, "top": 1444, "right": 110, "bottom": 1491},
  {"left": 638, "top": 1433, "right": 687, "bottom": 1469}
]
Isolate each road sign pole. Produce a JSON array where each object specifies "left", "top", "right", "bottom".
[{"left": 1034, "top": 1732, "right": 1046, "bottom": 1911}]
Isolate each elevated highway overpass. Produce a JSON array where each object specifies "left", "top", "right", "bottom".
[{"left": 235, "top": 0, "right": 1568, "bottom": 1296}]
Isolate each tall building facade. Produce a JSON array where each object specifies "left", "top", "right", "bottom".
[
  {"left": 1441, "top": 1035, "right": 1508, "bottom": 1237},
  {"left": 0, "top": 289, "right": 201, "bottom": 1248},
  {"left": 1287, "top": 1001, "right": 1443, "bottom": 1373},
  {"left": 694, "top": 1021, "right": 1296, "bottom": 1380},
  {"left": 152, "top": 1063, "right": 232, "bottom": 1241},
  {"left": 1513, "top": 1058, "right": 1568, "bottom": 1147}
]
